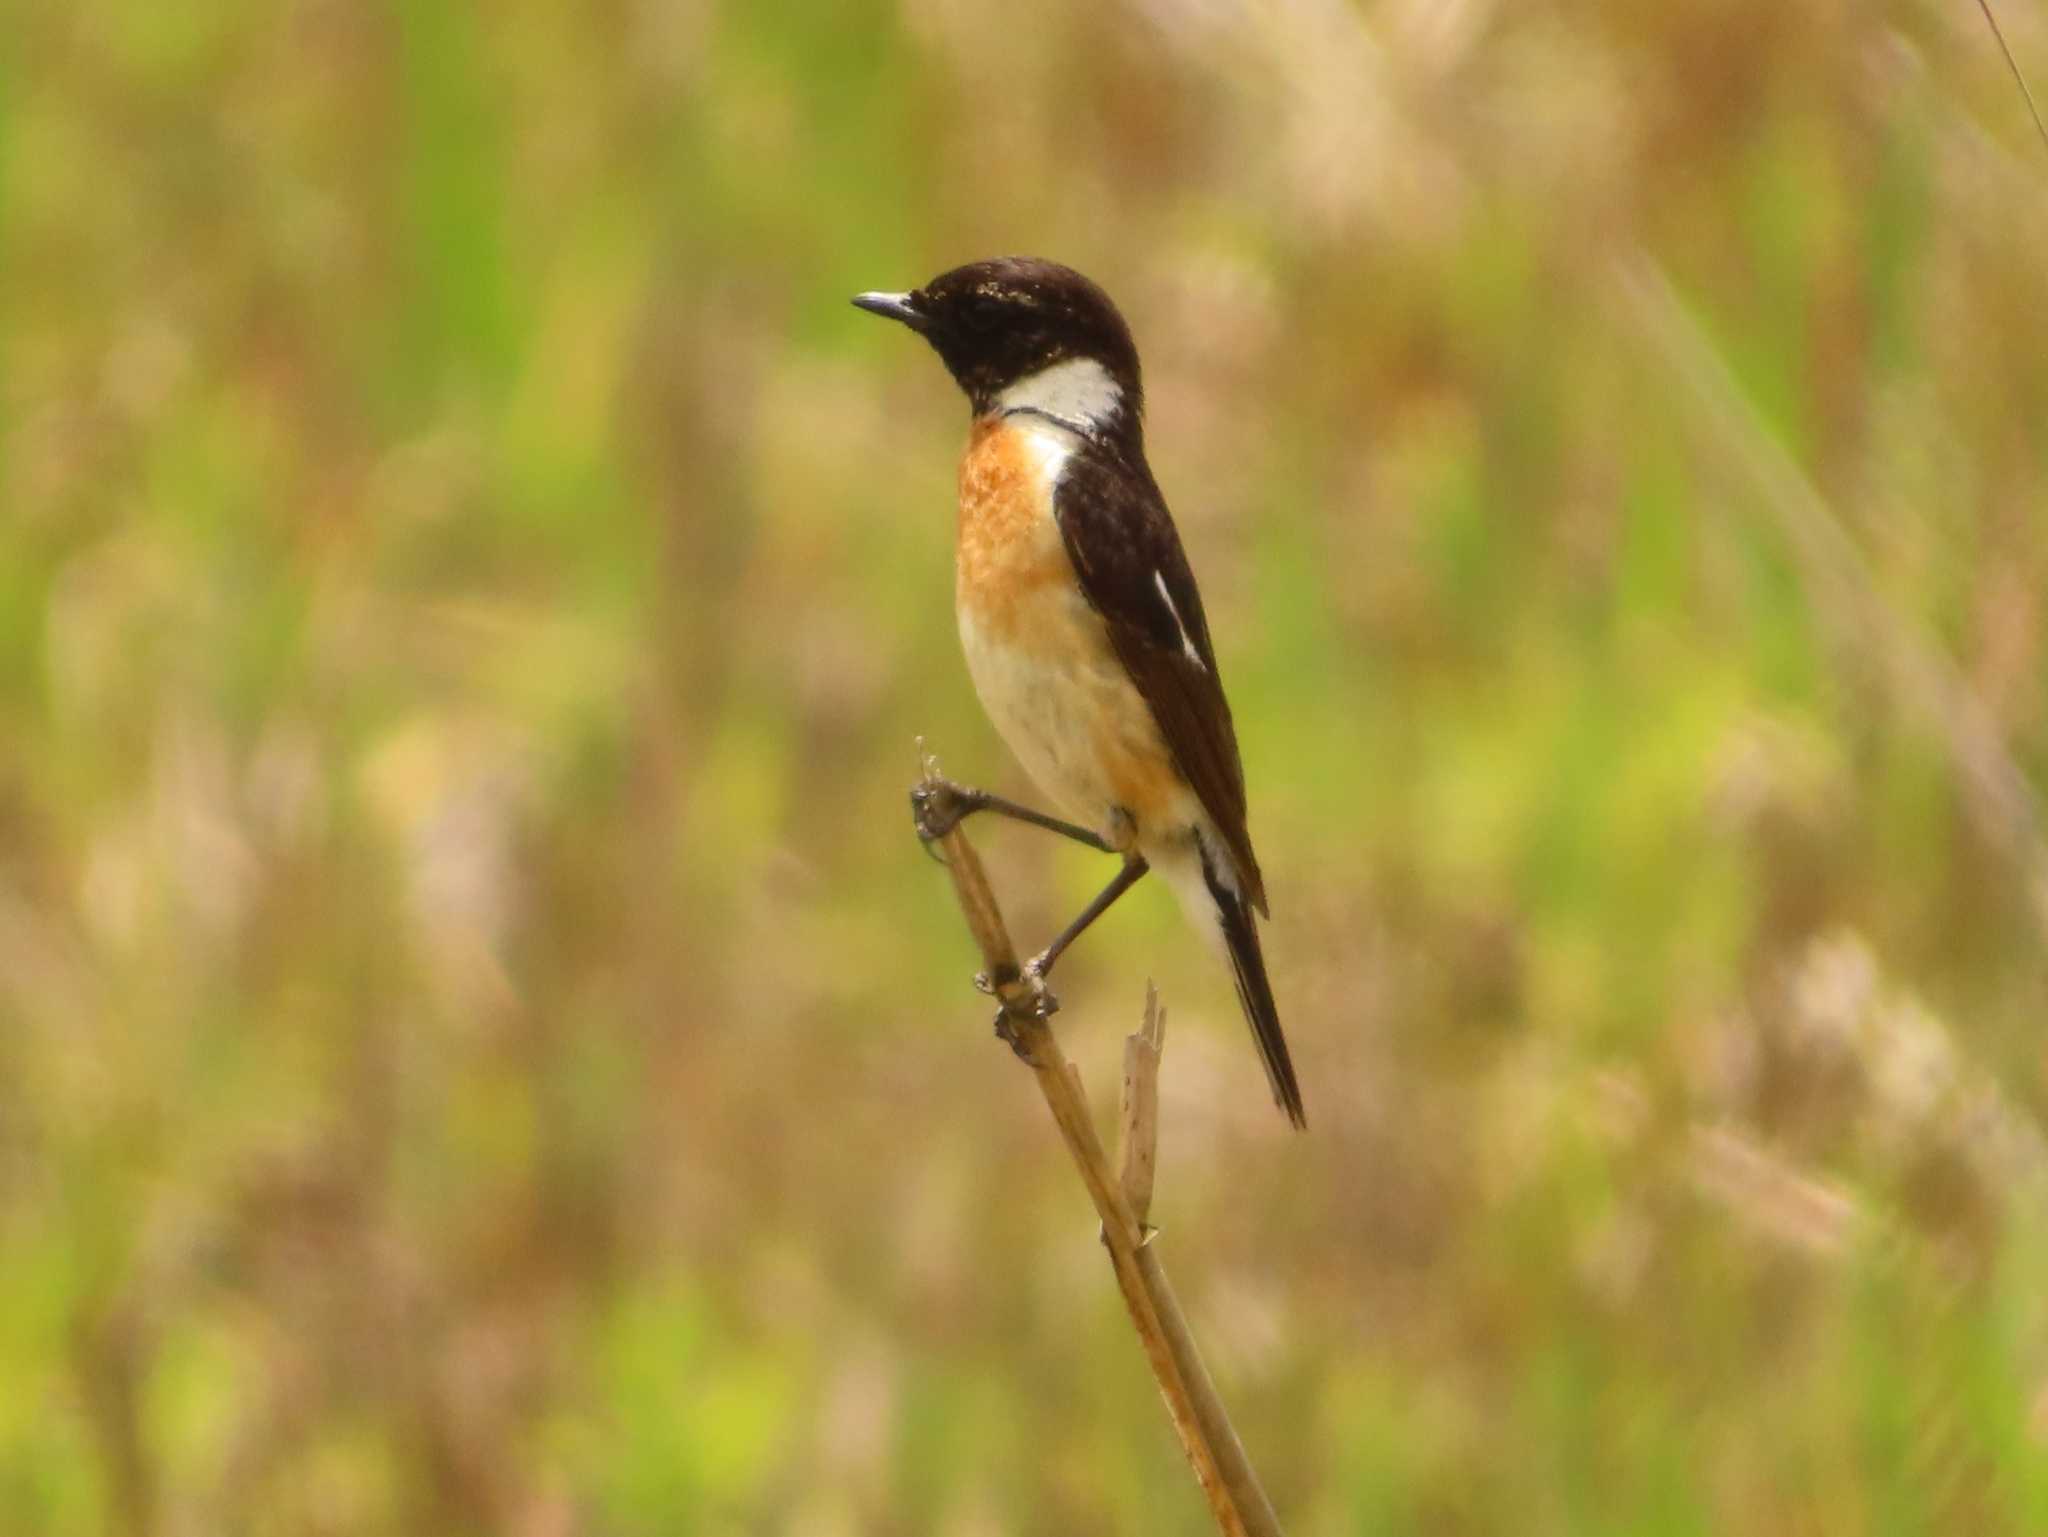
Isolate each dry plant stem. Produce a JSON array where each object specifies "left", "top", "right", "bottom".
[
  {"left": 1113, "top": 985, "right": 1277, "bottom": 1532},
  {"left": 917, "top": 767, "right": 1283, "bottom": 1537},
  {"left": 1118, "top": 985, "right": 1165, "bottom": 1222}
]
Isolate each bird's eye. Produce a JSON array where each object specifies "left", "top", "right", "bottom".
[{"left": 964, "top": 294, "right": 1003, "bottom": 332}]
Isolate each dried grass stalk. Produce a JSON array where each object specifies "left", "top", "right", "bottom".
[{"left": 914, "top": 758, "right": 1283, "bottom": 1537}]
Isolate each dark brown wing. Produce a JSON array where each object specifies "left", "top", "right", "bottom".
[{"left": 1053, "top": 450, "right": 1268, "bottom": 914}]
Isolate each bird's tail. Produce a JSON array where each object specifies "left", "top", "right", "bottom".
[{"left": 1160, "top": 833, "right": 1306, "bottom": 1128}]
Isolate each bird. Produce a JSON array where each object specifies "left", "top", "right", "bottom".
[{"left": 854, "top": 257, "right": 1304, "bottom": 1128}]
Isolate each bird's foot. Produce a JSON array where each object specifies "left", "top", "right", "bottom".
[
  {"left": 910, "top": 778, "right": 974, "bottom": 845},
  {"left": 992, "top": 1008, "right": 1031, "bottom": 1059},
  {"left": 986, "top": 959, "right": 1059, "bottom": 1058},
  {"left": 975, "top": 966, "right": 1058, "bottom": 1014},
  {"left": 1020, "top": 954, "right": 1060, "bottom": 1014}
]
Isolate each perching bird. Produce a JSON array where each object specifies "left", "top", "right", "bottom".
[{"left": 855, "top": 258, "right": 1304, "bottom": 1128}]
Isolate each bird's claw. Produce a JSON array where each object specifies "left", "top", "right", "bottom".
[
  {"left": 974, "top": 968, "right": 1055, "bottom": 1014},
  {"left": 988, "top": 961, "right": 1059, "bottom": 1058},
  {"left": 910, "top": 779, "right": 969, "bottom": 845},
  {"left": 992, "top": 1008, "right": 1031, "bottom": 1059},
  {"left": 1021, "top": 956, "right": 1059, "bottom": 1014},
  {"left": 1019, "top": 964, "right": 1059, "bottom": 1020}
]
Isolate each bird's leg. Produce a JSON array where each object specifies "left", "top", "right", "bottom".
[
  {"left": 1025, "top": 855, "right": 1151, "bottom": 988},
  {"left": 910, "top": 777, "right": 1113, "bottom": 853},
  {"left": 911, "top": 776, "right": 1136, "bottom": 1043},
  {"left": 979, "top": 854, "right": 1149, "bottom": 1048}
]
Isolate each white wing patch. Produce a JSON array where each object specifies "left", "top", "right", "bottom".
[
  {"left": 1153, "top": 570, "right": 1206, "bottom": 669},
  {"left": 996, "top": 356, "right": 1124, "bottom": 431}
]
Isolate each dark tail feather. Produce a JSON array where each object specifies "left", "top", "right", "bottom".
[{"left": 1200, "top": 847, "right": 1306, "bottom": 1129}]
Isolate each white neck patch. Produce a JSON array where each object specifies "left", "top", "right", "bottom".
[{"left": 995, "top": 356, "right": 1124, "bottom": 431}]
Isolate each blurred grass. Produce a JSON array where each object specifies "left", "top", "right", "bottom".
[{"left": 4, "top": 0, "right": 2048, "bottom": 1532}]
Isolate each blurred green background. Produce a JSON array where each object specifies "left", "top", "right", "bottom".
[{"left": 6, "top": 0, "right": 2048, "bottom": 1532}]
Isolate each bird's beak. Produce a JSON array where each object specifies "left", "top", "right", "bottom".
[{"left": 851, "top": 290, "right": 928, "bottom": 332}]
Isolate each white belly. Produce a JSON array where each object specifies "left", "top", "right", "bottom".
[{"left": 957, "top": 590, "right": 1197, "bottom": 847}]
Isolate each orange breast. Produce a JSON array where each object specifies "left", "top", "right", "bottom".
[
  {"left": 955, "top": 416, "right": 1075, "bottom": 637},
  {"left": 951, "top": 416, "right": 1191, "bottom": 839}
]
